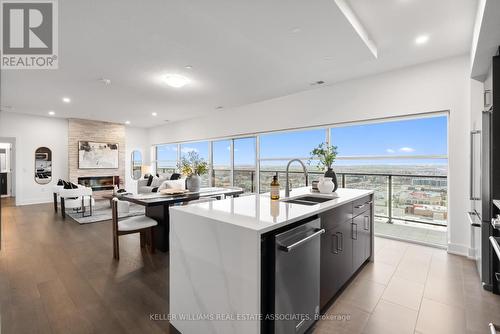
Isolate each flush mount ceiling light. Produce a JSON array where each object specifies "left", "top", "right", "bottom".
[
  {"left": 48, "top": 110, "right": 55, "bottom": 116},
  {"left": 184, "top": 65, "right": 193, "bottom": 69},
  {"left": 152, "top": 112, "right": 158, "bottom": 116},
  {"left": 99, "top": 78, "right": 112, "bottom": 85},
  {"left": 62, "top": 97, "right": 71, "bottom": 103},
  {"left": 291, "top": 27, "right": 301, "bottom": 33},
  {"left": 125, "top": 120, "right": 130, "bottom": 125},
  {"left": 415, "top": 34, "right": 429, "bottom": 45},
  {"left": 162, "top": 74, "right": 190, "bottom": 88}
]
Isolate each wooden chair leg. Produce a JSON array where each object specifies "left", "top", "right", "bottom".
[
  {"left": 113, "top": 234, "right": 120, "bottom": 260},
  {"left": 149, "top": 227, "right": 155, "bottom": 254}
]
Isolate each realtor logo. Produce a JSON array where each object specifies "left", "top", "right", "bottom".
[{"left": 1, "top": 0, "right": 58, "bottom": 69}]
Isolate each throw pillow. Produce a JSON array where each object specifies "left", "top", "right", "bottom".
[
  {"left": 151, "top": 176, "right": 163, "bottom": 188},
  {"left": 152, "top": 187, "right": 159, "bottom": 192},
  {"left": 170, "top": 173, "right": 181, "bottom": 180},
  {"left": 70, "top": 182, "right": 79, "bottom": 189},
  {"left": 57, "top": 179, "right": 64, "bottom": 186},
  {"left": 63, "top": 181, "right": 71, "bottom": 189},
  {"left": 146, "top": 175, "right": 154, "bottom": 186}
]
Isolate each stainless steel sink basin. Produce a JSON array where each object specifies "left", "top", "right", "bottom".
[{"left": 282, "top": 195, "right": 334, "bottom": 206}]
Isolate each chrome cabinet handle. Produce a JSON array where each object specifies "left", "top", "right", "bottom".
[
  {"left": 467, "top": 211, "right": 481, "bottom": 227},
  {"left": 352, "top": 223, "right": 358, "bottom": 240},
  {"left": 364, "top": 215, "right": 369, "bottom": 230},
  {"left": 282, "top": 228, "right": 325, "bottom": 252},
  {"left": 331, "top": 233, "right": 339, "bottom": 254},
  {"left": 337, "top": 232, "right": 343, "bottom": 251},
  {"left": 354, "top": 204, "right": 365, "bottom": 209}
]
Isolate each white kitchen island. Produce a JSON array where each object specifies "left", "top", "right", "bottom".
[{"left": 169, "top": 187, "right": 374, "bottom": 334}]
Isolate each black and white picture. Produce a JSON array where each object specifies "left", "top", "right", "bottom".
[{"left": 78, "top": 141, "right": 119, "bottom": 169}]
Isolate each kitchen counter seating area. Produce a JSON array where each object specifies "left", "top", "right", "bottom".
[{"left": 169, "top": 187, "right": 374, "bottom": 334}]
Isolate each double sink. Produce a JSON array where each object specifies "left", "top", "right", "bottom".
[{"left": 282, "top": 194, "right": 337, "bottom": 206}]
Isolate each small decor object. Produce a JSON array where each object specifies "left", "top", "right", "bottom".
[
  {"left": 78, "top": 141, "right": 119, "bottom": 169},
  {"left": 310, "top": 143, "right": 338, "bottom": 192},
  {"left": 270, "top": 173, "right": 280, "bottom": 200},
  {"left": 160, "top": 188, "right": 189, "bottom": 196},
  {"left": 317, "top": 177, "right": 335, "bottom": 194},
  {"left": 179, "top": 151, "right": 208, "bottom": 192}
]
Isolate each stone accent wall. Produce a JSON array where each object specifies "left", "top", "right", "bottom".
[{"left": 68, "top": 119, "right": 125, "bottom": 186}]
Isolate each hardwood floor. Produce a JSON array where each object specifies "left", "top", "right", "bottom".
[
  {"left": 0, "top": 198, "right": 170, "bottom": 334},
  {"left": 1, "top": 197, "right": 500, "bottom": 334}
]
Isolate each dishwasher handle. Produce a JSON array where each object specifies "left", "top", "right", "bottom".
[{"left": 280, "top": 228, "right": 325, "bottom": 252}]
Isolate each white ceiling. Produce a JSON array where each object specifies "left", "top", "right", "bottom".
[{"left": 1, "top": 0, "right": 478, "bottom": 128}]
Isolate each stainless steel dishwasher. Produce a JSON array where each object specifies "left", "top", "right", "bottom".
[{"left": 275, "top": 218, "right": 324, "bottom": 334}]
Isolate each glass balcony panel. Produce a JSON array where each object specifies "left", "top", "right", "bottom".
[
  {"left": 391, "top": 175, "right": 447, "bottom": 226},
  {"left": 343, "top": 174, "right": 389, "bottom": 218}
]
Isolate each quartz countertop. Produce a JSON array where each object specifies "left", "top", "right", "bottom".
[{"left": 170, "top": 187, "right": 374, "bottom": 234}]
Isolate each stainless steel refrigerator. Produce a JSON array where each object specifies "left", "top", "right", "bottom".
[{"left": 470, "top": 53, "right": 499, "bottom": 293}]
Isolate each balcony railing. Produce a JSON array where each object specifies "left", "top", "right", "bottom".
[
  {"left": 258, "top": 170, "right": 447, "bottom": 227},
  {"left": 162, "top": 166, "right": 447, "bottom": 228}
]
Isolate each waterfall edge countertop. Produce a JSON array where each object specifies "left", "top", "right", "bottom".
[{"left": 170, "top": 187, "right": 374, "bottom": 234}]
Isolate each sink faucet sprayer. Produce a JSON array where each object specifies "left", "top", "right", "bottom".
[{"left": 285, "top": 159, "right": 309, "bottom": 198}]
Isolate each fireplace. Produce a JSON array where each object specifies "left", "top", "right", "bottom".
[{"left": 78, "top": 176, "right": 119, "bottom": 191}]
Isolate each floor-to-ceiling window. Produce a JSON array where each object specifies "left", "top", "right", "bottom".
[
  {"left": 233, "top": 137, "right": 257, "bottom": 193},
  {"left": 153, "top": 113, "right": 448, "bottom": 247},
  {"left": 180, "top": 141, "right": 210, "bottom": 187},
  {"left": 212, "top": 140, "right": 232, "bottom": 187},
  {"left": 331, "top": 115, "right": 448, "bottom": 246},
  {"left": 259, "top": 128, "right": 326, "bottom": 193},
  {"left": 156, "top": 144, "right": 178, "bottom": 174}
]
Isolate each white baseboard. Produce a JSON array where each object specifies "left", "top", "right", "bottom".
[
  {"left": 16, "top": 199, "right": 53, "bottom": 206},
  {"left": 447, "top": 242, "right": 469, "bottom": 257}
]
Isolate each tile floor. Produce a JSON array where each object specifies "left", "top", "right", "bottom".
[
  {"left": 312, "top": 237, "right": 500, "bottom": 334},
  {"left": 1, "top": 198, "right": 499, "bottom": 334}
]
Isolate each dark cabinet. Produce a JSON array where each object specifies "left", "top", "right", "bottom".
[
  {"left": 320, "top": 221, "right": 352, "bottom": 308},
  {"left": 352, "top": 209, "right": 371, "bottom": 270},
  {"left": 319, "top": 196, "right": 373, "bottom": 310},
  {"left": 0, "top": 173, "right": 7, "bottom": 195}
]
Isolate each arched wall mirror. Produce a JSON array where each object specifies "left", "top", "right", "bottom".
[
  {"left": 131, "top": 150, "right": 142, "bottom": 180},
  {"left": 35, "top": 147, "right": 52, "bottom": 184}
]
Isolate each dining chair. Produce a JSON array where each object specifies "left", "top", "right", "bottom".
[
  {"left": 59, "top": 186, "right": 95, "bottom": 218},
  {"left": 111, "top": 198, "right": 157, "bottom": 260}
]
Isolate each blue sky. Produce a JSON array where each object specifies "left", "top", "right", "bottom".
[{"left": 157, "top": 116, "right": 448, "bottom": 166}]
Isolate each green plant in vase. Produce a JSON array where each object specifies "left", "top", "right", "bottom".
[
  {"left": 179, "top": 151, "right": 208, "bottom": 192},
  {"left": 310, "top": 143, "right": 338, "bottom": 192}
]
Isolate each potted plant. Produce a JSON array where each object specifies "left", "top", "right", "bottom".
[
  {"left": 310, "top": 143, "right": 339, "bottom": 192},
  {"left": 179, "top": 151, "right": 209, "bottom": 192}
]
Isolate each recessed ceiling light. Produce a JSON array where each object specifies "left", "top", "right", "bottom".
[
  {"left": 125, "top": 120, "right": 130, "bottom": 125},
  {"left": 162, "top": 74, "right": 190, "bottom": 88},
  {"left": 291, "top": 27, "right": 301, "bottom": 33},
  {"left": 415, "top": 35, "right": 429, "bottom": 45},
  {"left": 152, "top": 112, "right": 158, "bottom": 116},
  {"left": 62, "top": 97, "right": 71, "bottom": 103},
  {"left": 215, "top": 106, "right": 223, "bottom": 110},
  {"left": 48, "top": 110, "right": 55, "bottom": 116},
  {"left": 184, "top": 65, "right": 193, "bottom": 69}
]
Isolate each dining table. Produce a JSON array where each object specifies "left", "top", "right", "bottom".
[{"left": 120, "top": 187, "right": 244, "bottom": 252}]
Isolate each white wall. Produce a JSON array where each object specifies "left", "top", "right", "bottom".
[
  {"left": 0, "top": 112, "right": 151, "bottom": 203},
  {"left": 124, "top": 127, "right": 150, "bottom": 194},
  {"left": 0, "top": 112, "right": 69, "bottom": 205},
  {"left": 149, "top": 55, "right": 473, "bottom": 255}
]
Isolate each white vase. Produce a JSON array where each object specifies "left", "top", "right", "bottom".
[
  {"left": 186, "top": 175, "right": 201, "bottom": 192},
  {"left": 317, "top": 177, "right": 334, "bottom": 194}
]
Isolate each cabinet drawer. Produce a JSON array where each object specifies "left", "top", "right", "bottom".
[
  {"left": 353, "top": 195, "right": 373, "bottom": 217},
  {"left": 319, "top": 203, "right": 353, "bottom": 231}
]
